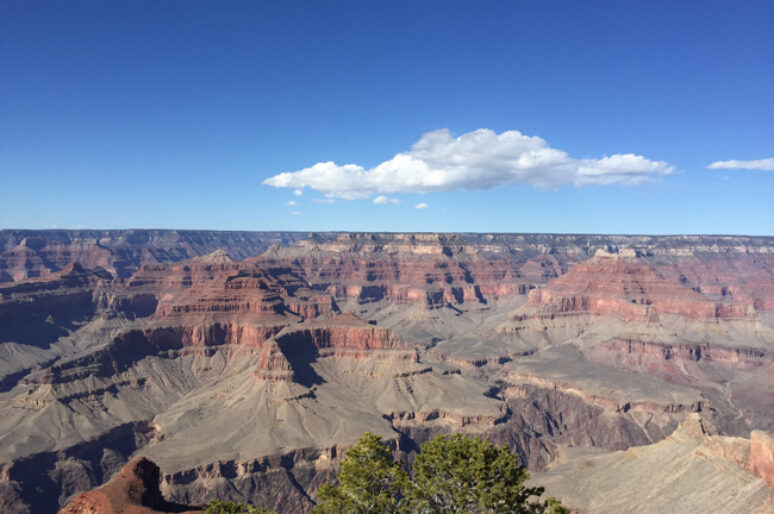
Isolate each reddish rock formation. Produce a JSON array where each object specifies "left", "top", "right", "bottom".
[
  {"left": 59, "top": 457, "right": 201, "bottom": 513},
  {"left": 255, "top": 312, "right": 415, "bottom": 382},
  {"left": 115, "top": 252, "right": 337, "bottom": 353},
  {"left": 522, "top": 251, "right": 757, "bottom": 322},
  {"left": 123, "top": 251, "right": 333, "bottom": 325},
  {"left": 17, "top": 254, "right": 413, "bottom": 390},
  {"left": 254, "top": 233, "right": 533, "bottom": 309},
  {"left": 750, "top": 431, "right": 774, "bottom": 496},
  {"left": 652, "top": 254, "right": 774, "bottom": 312},
  {"left": 0, "top": 238, "right": 57, "bottom": 281},
  {"left": 281, "top": 312, "right": 404, "bottom": 352}
]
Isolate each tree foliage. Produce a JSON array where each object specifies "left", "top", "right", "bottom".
[
  {"left": 312, "top": 432, "right": 569, "bottom": 514},
  {"left": 204, "top": 498, "right": 274, "bottom": 514},
  {"left": 412, "top": 433, "right": 548, "bottom": 513},
  {"left": 312, "top": 432, "right": 410, "bottom": 513}
]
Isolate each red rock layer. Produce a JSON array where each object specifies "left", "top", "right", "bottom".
[
  {"left": 255, "top": 339, "right": 296, "bottom": 381},
  {"left": 23, "top": 255, "right": 412, "bottom": 387},
  {"left": 283, "top": 312, "right": 402, "bottom": 351},
  {"left": 122, "top": 252, "right": 334, "bottom": 324},
  {"left": 254, "top": 234, "right": 534, "bottom": 309},
  {"left": 524, "top": 253, "right": 757, "bottom": 322},
  {"left": 252, "top": 313, "right": 415, "bottom": 381},
  {"left": 0, "top": 237, "right": 115, "bottom": 282},
  {"left": 112, "top": 254, "right": 328, "bottom": 343}
]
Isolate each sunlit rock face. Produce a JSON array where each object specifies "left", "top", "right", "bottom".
[
  {"left": 522, "top": 251, "right": 757, "bottom": 322},
  {"left": 59, "top": 457, "right": 202, "bottom": 514},
  {"left": 2, "top": 231, "right": 774, "bottom": 513},
  {"left": 750, "top": 431, "right": 774, "bottom": 495}
]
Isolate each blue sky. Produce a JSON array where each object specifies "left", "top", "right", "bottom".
[{"left": 1, "top": 1, "right": 772, "bottom": 234}]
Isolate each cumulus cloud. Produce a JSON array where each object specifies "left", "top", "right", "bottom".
[
  {"left": 373, "top": 195, "right": 401, "bottom": 205},
  {"left": 415, "top": 202, "right": 429, "bottom": 209},
  {"left": 313, "top": 198, "right": 336, "bottom": 204},
  {"left": 708, "top": 158, "right": 774, "bottom": 171},
  {"left": 293, "top": 189, "right": 303, "bottom": 196},
  {"left": 263, "top": 128, "right": 675, "bottom": 199},
  {"left": 286, "top": 200, "right": 297, "bottom": 206}
]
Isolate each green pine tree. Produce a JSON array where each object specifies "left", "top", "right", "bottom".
[
  {"left": 313, "top": 432, "right": 570, "bottom": 514},
  {"left": 410, "top": 434, "right": 569, "bottom": 514},
  {"left": 311, "top": 432, "right": 411, "bottom": 514}
]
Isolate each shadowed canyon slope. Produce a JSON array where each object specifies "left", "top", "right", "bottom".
[{"left": 0, "top": 231, "right": 773, "bottom": 513}]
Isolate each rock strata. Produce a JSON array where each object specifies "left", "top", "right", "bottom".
[{"left": 1, "top": 231, "right": 774, "bottom": 513}]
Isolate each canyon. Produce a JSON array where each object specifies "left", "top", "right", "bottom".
[{"left": 0, "top": 230, "right": 773, "bottom": 513}]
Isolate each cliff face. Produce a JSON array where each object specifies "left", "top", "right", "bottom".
[
  {"left": 0, "top": 263, "right": 114, "bottom": 359},
  {"left": 523, "top": 251, "right": 758, "bottom": 322},
  {"left": 0, "top": 230, "right": 309, "bottom": 282},
  {"left": 592, "top": 338, "right": 768, "bottom": 366},
  {"left": 501, "top": 249, "right": 774, "bottom": 447},
  {"left": 750, "top": 431, "right": 774, "bottom": 495},
  {"left": 254, "top": 233, "right": 529, "bottom": 309},
  {"left": 1, "top": 231, "right": 774, "bottom": 513}
]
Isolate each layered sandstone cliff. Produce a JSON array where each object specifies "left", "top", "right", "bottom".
[{"left": 521, "top": 251, "right": 757, "bottom": 323}]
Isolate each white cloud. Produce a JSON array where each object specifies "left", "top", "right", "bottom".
[
  {"left": 708, "top": 158, "right": 774, "bottom": 171},
  {"left": 313, "top": 198, "right": 336, "bottom": 204},
  {"left": 293, "top": 189, "right": 303, "bottom": 196},
  {"left": 415, "top": 202, "right": 429, "bottom": 209},
  {"left": 263, "top": 128, "right": 675, "bottom": 199},
  {"left": 373, "top": 195, "right": 401, "bottom": 205},
  {"left": 286, "top": 200, "right": 297, "bottom": 206},
  {"left": 291, "top": 211, "right": 302, "bottom": 215}
]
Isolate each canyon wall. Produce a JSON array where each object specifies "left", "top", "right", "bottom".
[{"left": 0, "top": 231, "right": 772, "bottom": 513}]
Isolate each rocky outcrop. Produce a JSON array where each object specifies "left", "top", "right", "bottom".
[
  {"left": 503, "top": 372, "right": 708, "bottom": 419},
  {"left": 278, "top": 313, "right": 403, "bottom": 351},
  {"left": 160, "top": 447, "right": 341, "bottom": 513},
  {"left": 750, "top": 431, "right": 774, "bottom": 495},
  {"left": 254, "top": 313, "right": 415, "bottom": 384},
  {"left": 0, "top": 421, "right": 161, "bottom": 513},
  {"left": 59, "top": 457, "right": 201, "bottom": 513}
]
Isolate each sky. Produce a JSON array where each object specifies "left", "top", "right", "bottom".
[{"left": 1, "top": 1, "right": 772, "bottom": 235}]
